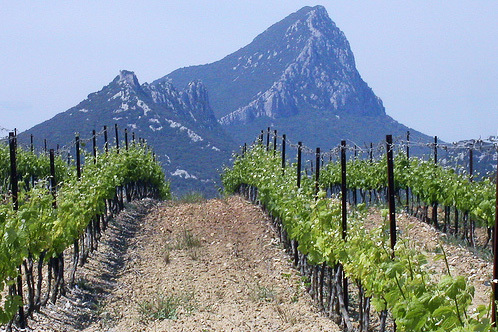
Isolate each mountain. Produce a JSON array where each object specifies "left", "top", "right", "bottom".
[
  {"left": 18, "top": 5, "right": 437, "bottom": 197},
  {"left": 17, "top": 70, "right": 235, "bottom": 197},
  {"left": 438, "top": 139, "right": 498, "bottom": 178},
  {"left": 160, "top": 5, "right": 431, "bottom": 149}
]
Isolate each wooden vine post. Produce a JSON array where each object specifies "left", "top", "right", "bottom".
[
  {"left": 340, "top": 140, "right": 348, "bottom": 308},
  {"left": 492, "top": 144, "right": 498, "bottom": 327},
  {"left": 273, "top": 130, "right": 277, "bottom": 156},
  {"left": 370, "top": 142, "right": 373, "bottom": 163},
  {"left": 266, "top": 127, "right": 270, "bottom": 151},
  {"left": 49, "top": 149, "right": 57, "bottom": 208},
  {"left": 406, "top": 131, "right": 410, "bottom": 212},
  {"left": 92, "top": 130, "right": 97, "bottom": 164},
  {"left": 386, "top": 135, "right": 397, "bottom": 255},
  {"left": 76, "top": 134, "right": 81, "bottom": 179},
  {"left": 386, "top": 134, "right": 397, "bottom": 331},
  {"left": 103, "top": 125, "right": 108, "bottom": 154},
  {"left": 281, "top": 134, "right": 286, "bottom": 173},
  {"left": 297, "top": 142, "right": 302, "bottom": 188},
  {"left": 9, "top": 133, "right": 18, "bottom": 210},
  {"left": 114, "top": 124, "right": 124, "bottom": 207},
  {"left": 434, "top": 136, "right": 438, "bottom": 163},
  {"left": 49, "top": 147, "right": 65, "bottom": 302},
  {"left": 433, "top": 136, "right": 438, "bottom": 229},
  {"left": 469, "top": 146, "right": 475, "bottom": 246},
  {"left": 70, "top": 134, "right": 82, "bottom": 287},
  {"left": 469, "top": 147, "right": 474, "bottom": 181},
  {"left": 341, "top": 140, "right": 347, "bottom": 240},
  {"left": 406, "top": 131, "right": 410, "bottom": 159},
  {"left": 242, "top": 143, "right": 247, "bottom": 157},
  {"left": 315, "top": 147, "right": 320, "bottom": 196},
  {"left": 115, "top": 124, "right": 120, "bottom": 154},
  {"left": 353, "top": 145, "right": 357, "bottom": 205},
  {"left": 124, "top": 128, "right": 130, "bottom": 202}
]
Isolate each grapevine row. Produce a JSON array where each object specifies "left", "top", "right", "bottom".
[
  {"left": 321, "top": 154, "right": 496, "bottom": 239},
  {"left": 222, "top": 141, "right": 495, "bottom": 331},
  {"left": 0, "top": 130, "right": 169, "bottom": 328}
]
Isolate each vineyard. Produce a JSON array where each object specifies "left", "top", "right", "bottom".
[
  {"left": 0, "top": 127, "right": 169, "bottom": 330},
  {"left": 222, "top": 130, "right": 498, "bottom": 332},
  {"left": 1, "top": 123, "right": 497, "bottom": 331}
]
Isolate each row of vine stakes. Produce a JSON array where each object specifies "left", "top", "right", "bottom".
[
  {"left": 248, "top": 126, "right": 498, "bottom": 327},
  {"left": 4, "top": 123, "right": 159, "bottom": 330}
]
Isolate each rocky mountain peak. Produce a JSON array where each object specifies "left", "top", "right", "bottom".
[
  {"left": 182, "top": 80, "right": 208, "bottom": 108},
  {"left": 18, "top": 70, "right": 234, "bottom": 197},
  {"left": 164, "top": 5, "right": 384, "bottom": 128},
  {"left": 217, "top": 5, "right": 384, "bottom": 125},
  {"left": 290, "top": 5, "right": 334, "bottom": 36},
  {"left": 295, "top": 5, "right": 328, "bottom": 16},
  {"left": 117, "top": 70, "right": 140, "bottom": 88},
  {"left": 179, "top": 80, "right": 218, "bottom": 128}
]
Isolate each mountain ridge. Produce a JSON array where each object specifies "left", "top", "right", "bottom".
[
  {"left": 17, "top": 5, "right": 436, "bottom": 196},
  {"left": 161, "top": 5, "right": 428, "bottom": 149},
  {"left": 17, "top": 70, "right": 235, "bottom": 196}
]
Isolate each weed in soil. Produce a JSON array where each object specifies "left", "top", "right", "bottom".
[
  {"left": 175, "top": 192, "right": 207, "bottom": 204},
  {"left": 175, "top": 229, "right": 202, "bottom": 250},
  {"left": 161, "top": 244, "right": 171, "bottom": 264},
  {"left": 274, "top": 304, "right": 298, "bottom": 325},
  {"left": 250, "top": 284, "right": 276, "bottom": 303},
  {"left": 138, "top": 293, "right": 182, "bottom": 321}
]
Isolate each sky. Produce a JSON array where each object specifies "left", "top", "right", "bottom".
[{"left": 0, "top": 1, "right": 496, "bottom": 143}]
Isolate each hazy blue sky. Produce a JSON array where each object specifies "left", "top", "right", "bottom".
[{"left": 1, "top": 1, "right": 496, "bottom": 142}]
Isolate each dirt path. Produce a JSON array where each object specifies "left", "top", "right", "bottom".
[{"left": 27, "top": 196, "right": 341, "bottom": 331}]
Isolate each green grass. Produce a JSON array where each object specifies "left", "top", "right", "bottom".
[
  {"left": 137, "top": 291, "right": 197, "bottom": 322},
  {"left": 138, "top": 293, "right": 182, "bottom": 321},
  {"left": 175, "top": 229, "right": 202, "bottom": 250},
  {"left": 175, "top": 191, "right": 207, "bottom": 204},
  {"left": 250, "top": 284, "right": 276, "bottom": 303}
]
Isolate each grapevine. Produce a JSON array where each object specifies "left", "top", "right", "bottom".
[
  {"left": 222, "top": 143, "right": 495, "bottom": 331},
  {"left": 0, "top": 137, "right": 169, "bottom": 326},
  {"left": 320, "top": 153, "right": 496, "bottom": 230}
]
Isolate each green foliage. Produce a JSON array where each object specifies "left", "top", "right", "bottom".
[
  {"left": 175, "top": 191, "right": 206, "bottom": 204},
  {"left": 138, "top": 293, "right": 181, "bottom": 321},
  {"left": 174, "top": 229, "right": 201, "bottom": 250},
  {"left": 0, "top": 142, "right": 170, "bottom": 323},
  {"left": 222, "top": 144, "right": 496, "bottom": 332},
  {"left": 321, "top": 153, "right": 496, "bottom": 228},
  {"left": 250, "top": 284, "right": 276, "bottom": 303}
]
